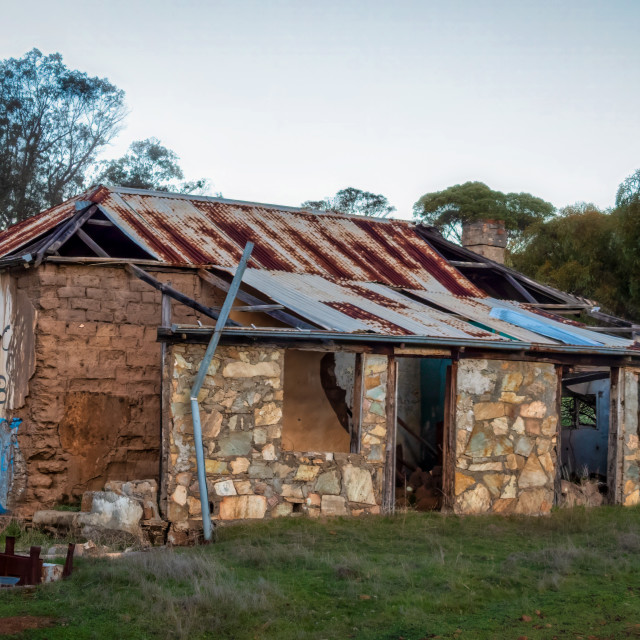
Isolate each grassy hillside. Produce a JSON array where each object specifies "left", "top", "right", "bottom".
[{"left": 2, "top": 507, "right": 640, "bottom": 639}]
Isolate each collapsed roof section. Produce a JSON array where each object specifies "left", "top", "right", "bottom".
[{"left": 0, "top": 185, "right": 636, "bottom": 355}]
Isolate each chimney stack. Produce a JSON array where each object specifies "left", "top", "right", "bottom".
[{"left": 461, "top": 219, "right": 507, "bottom": 264}]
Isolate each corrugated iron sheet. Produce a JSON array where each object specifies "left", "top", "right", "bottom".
[
  {"left": 492, "top": 299, "right": 634, "bottom": 348},
  {"left": 0, "top": 185, "right": 633, "bottom": 350},
  {"left": 403, "top": 289, "right": 557, "bottom": 344},
  {"left": 241, "top": 270, "right": 510, "bottom": 340},
  {"left": 93, "top": 186, "right": 483, "bottom": 296},
  {"left": 0, "top": 196, "right": 80, "bottom": 257}
]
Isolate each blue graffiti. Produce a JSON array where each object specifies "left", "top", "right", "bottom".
[{"left": 0, "top": 417, "right": 21, "bottom": 514}]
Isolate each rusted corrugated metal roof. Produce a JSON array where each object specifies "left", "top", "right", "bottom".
[
  {"left": 0, "top": 185, "right": 633, "bottom": 350},
  {"left": 0, "top": 194, "right": 84, "bottom": 257},
  {"left": 241, "top": 270, "right": 510, "bottom": 340},
  {"left": 93, "top": 186, "right": 483, "bottom": 296}
]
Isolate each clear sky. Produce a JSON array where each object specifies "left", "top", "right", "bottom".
[{"left": 1, "top": 0, "right": 638, "bottom": 218}]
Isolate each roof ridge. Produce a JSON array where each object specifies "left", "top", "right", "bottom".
[{"left": 99, "top": 184, "right": 407, "bottom": 225}]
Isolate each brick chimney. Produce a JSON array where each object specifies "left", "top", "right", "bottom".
[{"left": 461, "top": 219, "right": 507, "bottom": 264}]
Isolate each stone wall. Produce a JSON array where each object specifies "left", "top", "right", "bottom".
[
  {"left": 621, "top": 368, "right": 640, "bottom": 506},
  {"left": 454, "top": 359, "right": 559, "bottom": 515},
  {"left": 8, "top": 263, "right": 222, "bottom": 515},
  {"left": 165, "top": 345, "right": 388, "bottom": 541}
]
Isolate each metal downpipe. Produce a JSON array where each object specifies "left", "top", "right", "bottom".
[{"left": 189, "top": 242, "right": 254, "bottom": 541}]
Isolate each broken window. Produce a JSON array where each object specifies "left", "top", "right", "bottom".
[
  {"left": 561, "top": 395, "right": 597, "bottom": 430},
  {"left": 281, "top": 350, "right": 357, "bottom": 453}
]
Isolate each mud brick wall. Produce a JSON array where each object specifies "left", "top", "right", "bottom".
[
  {"left": 165, "top": 345, "right": 388, "bottom": 542},
  {"left": 621, "top": 368, "right": 640, "bottom": 506},
  {"left": 9, "top": 262, "right": 222, "bottom": 515},
  {"left": 454, "top": 359, "right": 559, "bottom": 515}
]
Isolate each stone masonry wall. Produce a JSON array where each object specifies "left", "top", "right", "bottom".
[
  {"left": 622, "top": 368, "right": 640, "bottom": 506},
  {"left": 454, "top": 359, "right": 559, "bottom": 515},
  {"left": 165, "top": 345, "right": 388, "bottom": 541},
  {"left": 9, "top": 263, "right": 222, "bottom": 515}
]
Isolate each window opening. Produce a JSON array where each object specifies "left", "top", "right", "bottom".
[{"left": 281, "top": 350, "right": 356, "bottom": 453}]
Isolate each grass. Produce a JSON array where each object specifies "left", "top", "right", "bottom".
[{"left": 1, "top": 507, "right": 640, "bottom": 639}]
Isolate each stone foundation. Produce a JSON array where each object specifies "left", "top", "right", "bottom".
[
  {"left": 165, "top": 345, "right": 388, "bottom": 540},
  {"left": 454, "top": 359, "right": 559, "bottom": 515}
]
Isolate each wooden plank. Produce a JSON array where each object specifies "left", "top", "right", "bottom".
[
  {"left": 76, "top": 227, "right": 110, "bottom": 258},
  {"left": 394, "top": 346, "right": 451, "bottom": 357},
  {"left": 449, "top": 261, "right": 492, "bottom": 269},
  {"left": 382, "top": 355, "right": 398, "bottom": 514},
  {"left": 588, "top": 309, "right": 633, "bottom": 328},
  {"left": 441, "top": 361, "right": 457, "bottom": 511},
  {"left": 85, "top": 219, "right": 114, "bottom": 227},
  {"left": 34, "top": 204, "right": 99, "bottom": 266},
  {"left": 233, "top": 304, "right": 284, "bottom": 312},
  {"left": 528, "top": 303, "right": 591, "bottom": 309},
  {"left": 504, "top": 272, "right": 538, "bottom": 303},
  {"left": 583, "top": 327, "right": 637, "bottom": 333},
  {"left": 563, "top": 371, "right": 610, "bottom": 385},
  {"left": 607, "top": 367, "right": 621, "bottom": 504},
  {"left": 397, "top": 416, "right": 439, "bottom": 457},
  {"left": 128, "top": 264, "right": 241, "bottom": 327},
  {"left": 161, "top": 293, "right": 171, "bottom": 329},
  {"left": 350, "top": 353, "right": 363, "bottom": 454},
  {"left": 62, "top": 544, "right": 75, "bottom": 579},
  {"left": 554, "top": 365, "right": 563, "bottom": 505},
  {"left": 198, "top": 268, "right": 317, "bottom": 330}
]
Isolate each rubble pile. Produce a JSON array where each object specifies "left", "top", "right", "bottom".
[
  {"left": 559, "top": 479, "right": 604, "bottom": 508},
  {"left": 32, "top": 479, "right": 167, "bottom": 545},
  {"left": 396, "top": 466, "right": 443, "bottom": 511}
]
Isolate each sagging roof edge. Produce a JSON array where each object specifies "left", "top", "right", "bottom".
[
  {"left": 159, "top": 325, "right": 640, "bottom": 360},
  {"left": 415, "top": 224, "right": 597, "bottom": 307}
]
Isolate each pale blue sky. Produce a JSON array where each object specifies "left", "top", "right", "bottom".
[{"left": 1, "top": 0, "right": 639, "bottom": 217}]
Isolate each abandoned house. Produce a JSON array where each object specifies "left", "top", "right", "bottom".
[{"left": 0, "top": 184, "right": 638, "bottom": 543}]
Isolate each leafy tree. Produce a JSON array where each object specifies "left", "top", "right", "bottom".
[
  {"left": 0, "top": 49, "right": 126, "bottom": 227},
  {"left": 302, "top": 187, "right": 395, "bottom": 217},
  {"left": 616, "top": 168, "right": 640, "bottom": 207},
  {"left": 510, "top": 169, "right": 640, "bottom": 320},
  {"left": 413, "top": 181, "right": 555, "bottom": 245},
  {"left": 94, "top": 138, "right": 208, "bottom": 194},
  {"left": 510, "top": 203, "right": 624, "bottom": 313},
  {"left": 613, "top": 168, "right": 640, "bottom": 315}
]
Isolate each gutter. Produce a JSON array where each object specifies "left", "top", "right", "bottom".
[{"left": 165, "top": 326, "right": 640, "bottom": 359}]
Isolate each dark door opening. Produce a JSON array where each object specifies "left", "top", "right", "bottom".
[
  {"left": 395, "top": 357, "right": 451, "bottom": 511},
  {"left": 559, "top": 367, "right": 610, "bottom": 506}
]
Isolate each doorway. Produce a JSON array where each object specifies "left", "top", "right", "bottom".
[
  {"left": 559, "top": 366, "right": 611, "bottom": 506},
  {"left": 395, "top": 357, "right": 451, "bottom": 510}
]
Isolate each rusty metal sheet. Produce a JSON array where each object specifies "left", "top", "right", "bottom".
[
  {"left": 403, "top": 289, "right": 557, "bottom": 344},
  {"left": 0, "top": 198, "right": 79, "bottom": 258},
  {"left": 92, "top": 186, "right": 484, "bottom": 296},
  {"left": 241, "top": 270, "right": 509, "bottom": 340}
]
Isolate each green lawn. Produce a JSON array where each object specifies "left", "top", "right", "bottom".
[{"left": 2, "top": 507, "right": 640, "bottom": 639}]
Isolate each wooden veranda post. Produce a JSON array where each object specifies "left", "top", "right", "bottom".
[
  {"left": 351, "top": 353, "right": 364, "bottom": 453},
  {"left": 441, "top": 360, "right": 458, "bottom": 511},
  {"left": 383, "top": 356, "right": 398, "bottom": 514}
]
